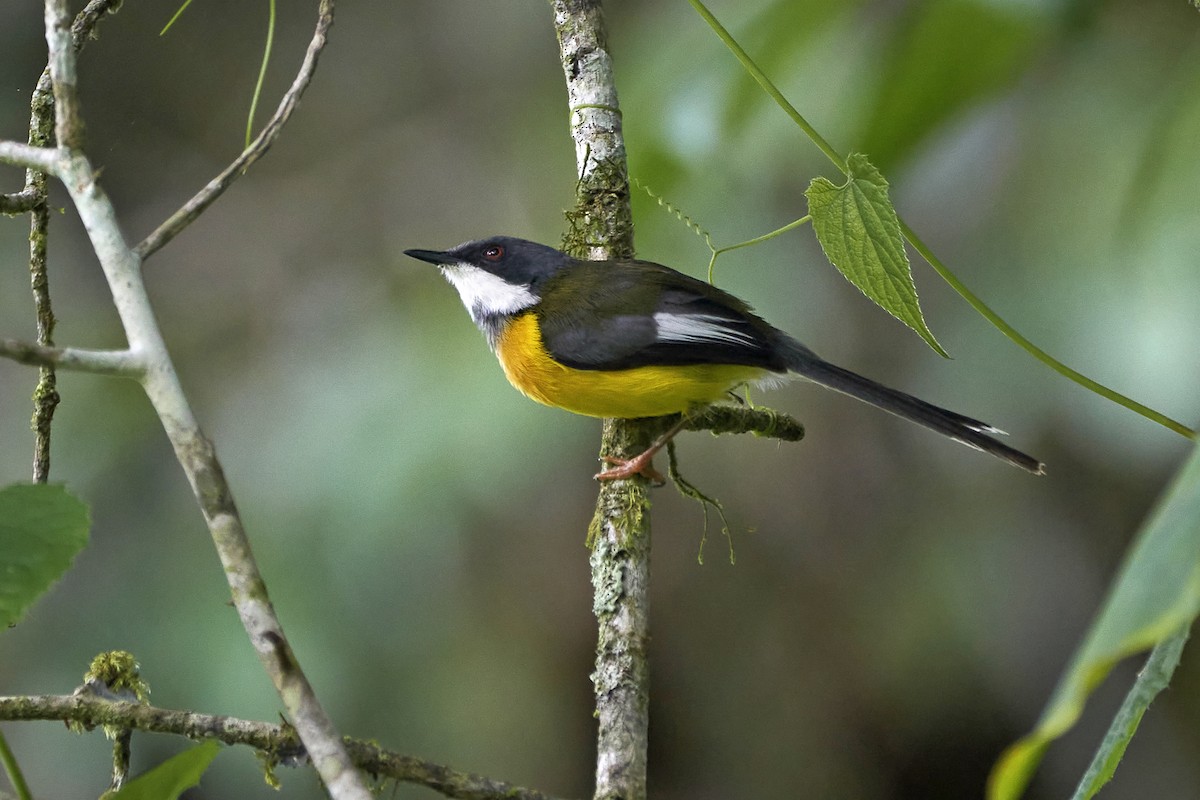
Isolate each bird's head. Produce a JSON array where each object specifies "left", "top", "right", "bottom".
[{"left": 404, "top": 236, "right": 570, "bottom": 324}]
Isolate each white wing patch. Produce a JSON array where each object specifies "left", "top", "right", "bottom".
[
  {"left": 440, "top": 264, "right": 537, "bottom": 323},
  {"left": 653, "top": 312, "right": 758, "bottom": 346}
]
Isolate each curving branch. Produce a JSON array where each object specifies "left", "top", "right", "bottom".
[
  {"left": 0, "top": 695, "right": 570, "bottom": 800},
  {"left": 133, "top": 0, "right": 335, "bottom": 260}
]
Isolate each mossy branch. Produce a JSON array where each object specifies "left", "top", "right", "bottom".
[
  {"left": 680, "top": 405, "right": 804, "bottom": 441},
  {"left": 0, "top": 694, "right": 568, "bottom": 800}
]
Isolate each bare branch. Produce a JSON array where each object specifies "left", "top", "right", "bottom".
[
  {"left": 0, "top": 142, "right": 63, "bottom": 174},
  {"left": 42, "top": 0, "right": 84, "bottom": 149},
  {"left": 134, "top": 0, "right": 335, "bottom": 260},
  {"left": 68, "top": 0, "right": 123, "bottom": 45},
  {"left": 0, "top": 189, "right": 41, "bottom": 215},
  {"left": 27, "top": 170, "right": 56, "bottom": 485},
  {"left": 0, "top": 695, "right": 572, "bottom": 800},
  {"left": 0, "top": 339, "right": 142, "bottom": 376}
]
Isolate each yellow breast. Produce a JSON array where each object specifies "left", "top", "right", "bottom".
[{"left": 494, "top": 313, "right": 766, "bottom": 419}]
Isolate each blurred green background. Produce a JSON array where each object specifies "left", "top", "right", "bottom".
[{"left": 1, "top": 0, "right": 1198, "bottom": 798}]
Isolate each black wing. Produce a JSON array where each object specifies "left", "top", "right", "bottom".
[{"left": 536, "top": 260, "right": 792, "bottom": 372}]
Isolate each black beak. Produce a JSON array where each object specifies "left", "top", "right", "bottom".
[{"left": 404, "top": 248, "right": 456, "bottom": 265}]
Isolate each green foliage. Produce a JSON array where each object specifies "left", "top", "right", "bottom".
[
  {"left": 0, "top": 483, "right": 89, "bottom": 629},
  {"left": 859, "top": 0, "right": 1045, "bottom": 170},
  {"left": 100, "top": 740, "right": 221, "bottom": 800},
  {"left": 1070, "top": 628, "right": 1189, "bottom": 800},
  {"left": 806, "top": 153, "right": 947, "bottom": 356},
  {"left": 688, "top": 0, "right": 1194, "bottom": 440},
  {"left": 989, "top": 444, "right": 1200, "bottom": 799},
  {"left": 680, "top": 4, "right": 1200, "bottom": 795},
  {"left": 719, "top": 0, "right": 861, "bottom": 137}
]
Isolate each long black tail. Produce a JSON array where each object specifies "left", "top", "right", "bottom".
[{"left": 782, "top": 345, "right": 1044, "bottom": 474}]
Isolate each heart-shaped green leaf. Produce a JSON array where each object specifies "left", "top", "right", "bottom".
[
  {"left": 806, "top": 152, "right": 947, "bottom": 356},
  {"left": 0, "top": 483, "right": 90, "bottom": 628}
]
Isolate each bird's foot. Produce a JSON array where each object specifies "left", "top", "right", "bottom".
[{"left": 595, "top": 452, "right": 665, "bottom": 485}]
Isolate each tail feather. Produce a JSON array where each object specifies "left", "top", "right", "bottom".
[{"left": 783, "top": 349, "right": 1044, "bottom": 475}]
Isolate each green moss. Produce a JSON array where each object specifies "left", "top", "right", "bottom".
[
  {"left": 562, "top": 155, "right": 634, "bottom": 259},
  {"left": 83, "top": 651, "right": 150, "bottom": 703}
]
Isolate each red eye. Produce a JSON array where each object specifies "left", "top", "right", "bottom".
[{"left": 483, "top": 244, "right": 504, "bottom": 261}]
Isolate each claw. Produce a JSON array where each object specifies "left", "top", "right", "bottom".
[
  {"left": 594, "top": 415, "right": 694, "bottom": 484},
  {"left": 595, "top": 452, "right": 665, "bottom": 484}
]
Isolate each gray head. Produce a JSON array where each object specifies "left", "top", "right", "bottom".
[{"left": 404, "top": 235, "right": 572, "bottom": 340}]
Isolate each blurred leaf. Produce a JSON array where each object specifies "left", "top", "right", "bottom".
[
  {"left": 858, "top": 0, "right": 1045, "bottom": 169},
  {"left": 989, "top": 444, "right": 1200, "bottom": 800},
  {"left": 101, "top": 740, "right": 220, "bottom": 800},
  {"left": 1069, "top": 627, "right": 1190, "bottom": 800},
  {"left": 1117, "top": 39, "right": 1200, "bottom": 240},
  {"left": 0, "top": 483, "right": 90, "bottom": 628},
  {"left": 720, "top": 0, "right": 861, "bottom": 136},
  {"left": 806, "top": 152, "right": 947, "bottom": 355}
]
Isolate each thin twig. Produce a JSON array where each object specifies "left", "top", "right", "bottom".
[
  {"left": 0, "top": 695, "right": 571, "bottom": 800},
  {"left": 0, "top": 142, "right": 63, "bottom": 174},
  {"left": 133, "top": 0, "right": 334, "bottom": 260},
  {"left": 0, "top": 339, "right": 142, "bottom": 376},
  {"left": 6, "top": 0, "right": 120, "bottom": 483},
  {"left": 27, "top": 197, "right": 56, "bottom": 483},
  {"left": 0, "top": 189, "right": 42, "bottom": 215},
  {"left": 21, "top": 46, "right": 55, "bottom": 485}
]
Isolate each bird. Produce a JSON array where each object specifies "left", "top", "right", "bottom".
[{"left": 404, "top": 236, "right": 1044, "bottom": 480}]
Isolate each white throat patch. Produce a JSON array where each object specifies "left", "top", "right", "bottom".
[{"left": 440, "top": 264, "right": 538, "bottom": 324}]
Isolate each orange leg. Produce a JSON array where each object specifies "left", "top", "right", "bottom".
[{"left": 594, "top": 416, "right": 690, "bottom": 483}]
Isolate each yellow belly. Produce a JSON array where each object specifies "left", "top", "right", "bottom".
[{"left": 494, "top": 313, "right": 767, "bottom": 419}]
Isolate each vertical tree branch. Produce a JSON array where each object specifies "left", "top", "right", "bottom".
[
  {"left": 23, "top": 0, "right": 122, "bottom": 485},
  {"left": 110, "top": 729, "right": 132, "bottom": 790},
  {"left": 28, "top": 153, "right": 56, "bottom": 485},
  {"left": 22, "top": 0, "right": 119, "bottom": 482},
  {"left": 42, "top": 0, "right": 83, "bottom": 150},
  {"left": 549, "top": 3, "right": 654, "bottom": 799}
]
